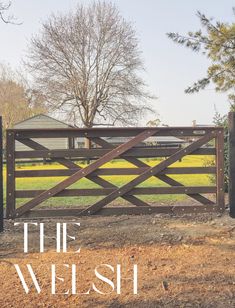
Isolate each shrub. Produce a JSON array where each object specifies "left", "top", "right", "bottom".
[{"left": 212, "top": 111, "right": 229, "bottom": 192}]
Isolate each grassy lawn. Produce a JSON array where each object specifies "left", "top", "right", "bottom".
[{"left": 3, "top": 155, "right": 214, "bottom": 208}]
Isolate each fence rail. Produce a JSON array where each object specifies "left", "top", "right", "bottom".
[{"left": 6, "top": 126, "right": 225, "bottom": 219}]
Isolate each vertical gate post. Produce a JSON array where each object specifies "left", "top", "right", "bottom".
[
  {"left": 228, "top": 112, "right": 235, "bottom": 217},
  {"left": 0, "top": 117, "right": 3, "bottom": 232},
  {"left": 6, "top": 130, "right": 15, "bottom": 218}
]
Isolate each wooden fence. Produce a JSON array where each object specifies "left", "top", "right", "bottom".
[{"left": 6, "top": 126, "right": 225, "bottom": 219}]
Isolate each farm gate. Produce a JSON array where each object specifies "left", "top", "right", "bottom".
[{"left": 4, "top": 126, "right": 225, "bottom": 219}]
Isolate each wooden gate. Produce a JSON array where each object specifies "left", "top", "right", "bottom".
[{"left": 6, "top": 126, "right": 225, "bottom": 218}]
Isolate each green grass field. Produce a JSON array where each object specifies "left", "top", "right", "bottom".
[{"left": 3, "top": 155, "right": 214, "bottom": 208}]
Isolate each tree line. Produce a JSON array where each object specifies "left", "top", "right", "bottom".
[{"left": 1, "top": 1, "right": 235, "bottom": 133}]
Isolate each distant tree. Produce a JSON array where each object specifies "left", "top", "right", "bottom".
[
  {"left": 26, "top": 1, "right": 155, "bottom": 128},
  {"left": 0, "top": 64, "right": 46, "bottom": 144},
  {"left": 167, "top": 9, "right": 235, "bottom": 107},
  {"left": 146, "top": 118, "right": 161, "bottom": 127},
  {"left": 0, "top": 1, "right": 20, "bottom": 24},
  {"left": 167, "top": 10, "right": 235, "bottom": 192}
]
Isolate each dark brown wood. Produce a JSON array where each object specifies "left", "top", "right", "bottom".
[
  {"left": 157, "top": 174, "right": 214, "bottom": 205},
  {"left": 14, "top": 147, "right": 216, "bottom": 159},
  {"left": 15, "top": 188, "right": 114, "bottom": 198},
  {"left": 14, "top": 129, "right": 158, "bottom": 217},
  {"left": 91, "top": 137, "right": 214, "bottom": 205},
  {"left": 6, "top": 131, "right": 15, "bottom": 218},
  {"left": 15, "top": 166, "right": 216, "bottom": 178},
  {"left": 19, "top": 138, "right": 130, "bottom": 201},
  {"left": 16, "top": 138, "right": 148, "bottom": 208},
  {"left": 80, "top": 131, "right": 216, "bottom": 215},
  {"left": 12, "top": 126, "right": 222, "bottom": 139},
  {"left": 18, "top": 138, "right": 79, "bottom": 169},
  {"left": 216, "top": 129, "right": 225, "bottom": 212},
  {"left": 229, "top": 112, "right": 235, "bottom": 217},
  {"left": 19, "top": 205, "right": 219, "bottom": 218},
  {"left": 15, "top": 186, "right": 216, "bottom": 198},
  {"left": 5, "top": 126, "right": 224, "bottom": 219}
]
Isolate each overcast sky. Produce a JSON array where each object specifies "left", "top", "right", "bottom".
[{"left": 0, "top": 0, "right": 234, "bottom": 126}]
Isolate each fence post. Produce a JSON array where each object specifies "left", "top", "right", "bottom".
[
  {"left": 228, "top": 112, "right": 235, "bottom": 217},
  {"left": 6, "top": 130, "right": 15, "bottom": 218},
  {"left": 0, "top": 116, "right": 3, "bottom": 232}
]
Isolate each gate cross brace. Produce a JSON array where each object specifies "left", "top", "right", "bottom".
[
  {"left": 14, "top": 129, "right": 158, "bottom": 217},
  {"left": 79, "top": 132, "right": 216, "bottom": 215},
  {"left": 16, "top": 139, "right": 149, "bottom": 208},
  {"left": 91, "top": 137, "right": 214, "bottom": 205}
]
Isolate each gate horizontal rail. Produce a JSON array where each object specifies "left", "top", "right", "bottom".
[
  {"left": 15, "top": 167, "right": 216, "bottom": 177},
  {"left": 14, "top": 148, "right": 215, "bottom": 159},
  {"left": 6, "top": 126, "right": 225, "bottom": 218}
]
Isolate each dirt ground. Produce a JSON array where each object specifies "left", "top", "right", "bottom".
[{"left": 1, "top": 209, "right": 235, "bottom": 307}]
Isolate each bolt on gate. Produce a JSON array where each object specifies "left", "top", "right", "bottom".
[{"left": 6, "top": 126, "right": 225, "bottom": 219}]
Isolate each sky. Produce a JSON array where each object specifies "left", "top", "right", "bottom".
[{"left": 0, "top": 0, "right": 234, "bottom": 126}]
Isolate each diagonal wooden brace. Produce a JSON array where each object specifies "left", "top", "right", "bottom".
[
  {"left": 16, "top": 139, "right": 149, "bottom": 208},
  {"left": 14, "top": 129, "right": 158, "bottom": 217},
  {"left": 91, "top": 137, "right": 214, "bottom": 205},
  {"left": 80, "top": 132, "right": 216, "bottom": 215}
]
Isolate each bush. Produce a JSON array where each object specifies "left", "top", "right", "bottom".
[{"left": 212, "top": 111, "right": 229, "bottom": 192}]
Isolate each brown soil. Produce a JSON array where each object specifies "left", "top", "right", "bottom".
[{"left": 1, "top": 210, "right": 235, "bottom": 307}]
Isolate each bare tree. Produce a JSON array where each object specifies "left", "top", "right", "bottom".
[
  {"left": 0, "top": 1, "right": 21, "bottom": 24},
  {"left": 26, "top": 1, "right": 155, "bottom": 128}
]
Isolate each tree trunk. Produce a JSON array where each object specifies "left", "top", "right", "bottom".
[{"left": 84, "top": 124, "right": 91, "bottom": 164}]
